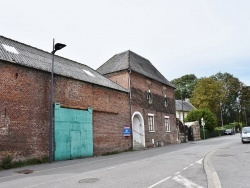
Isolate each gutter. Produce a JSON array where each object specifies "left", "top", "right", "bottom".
[{"left": 128, "top": 68, "right": 133, "bottom": 148}]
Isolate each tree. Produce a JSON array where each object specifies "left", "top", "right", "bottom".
[
  {"left": 190, "top": 77, "right": 226, "bottom": 116},
  {"left": 171, "top": 74, "right": 198, "bottom": 100},
  {"left": 185, "top": 109, "right": 217, "bottom": 131},
  {"left": 240, "top": 85, "right": 250, "bottom": 126},
  {"left": 212, "top": 72, "right": 243, "bottom": 125}
]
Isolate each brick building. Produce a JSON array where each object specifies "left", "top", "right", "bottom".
[
  {"left": 97, "top": 50, "right": 178, "bottom": 148},
  {"left": 0, "top": 36, "right": 131, "bottom": 161}
]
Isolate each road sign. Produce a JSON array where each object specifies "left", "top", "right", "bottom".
[{"left": 123, "top": 127, "right": 131, "bottom": 136}]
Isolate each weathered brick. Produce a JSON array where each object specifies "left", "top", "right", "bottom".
[{"left": 0, "top": 61, "right": 131, "bottom": 160}]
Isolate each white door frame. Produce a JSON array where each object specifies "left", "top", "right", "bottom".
[{"left": 131, "top": 111, "right": 145, "bottom": 148}]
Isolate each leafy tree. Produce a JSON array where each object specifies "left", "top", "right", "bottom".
[
  {"left": 212, "top": 72, "right": 243, "bottom": 125},
  {"left": 185, "top": 109, "right": 217, "bottom": 131},
  {"left": 190, "top": 77, "right": 226, "bottom": 116},
  {"left": 240, "top": 86, "right": 250, "bottom": 126},
  {"left": 171, "top": 74, "right": 198, "bottom": 100}
]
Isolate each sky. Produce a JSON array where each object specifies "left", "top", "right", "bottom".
[{"left": 1, "top": 0, "right": 250, "bottom": 85}]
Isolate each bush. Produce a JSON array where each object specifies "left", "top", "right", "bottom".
[
  {"left": 1, "top": 155, "right": 13, "bottom": 169},
  {"left": 0, "top": 156, "right": 48, "bottom": 170},
  {"left": 186, "top": 109, "right": 217, "bottom": 131},
  {"left": 200, "top": 129, "right": 223, "bottom": 139}
]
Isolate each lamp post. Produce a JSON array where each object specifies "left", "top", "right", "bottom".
[
  {"left": 49, "top": 39, "right": 66, "bottom": 163},
  {"left": 201, "top": 117, "right": 205, "bottom": 140},
  {"left": 180, "top": 86, "right": 186, "bottom": 143}
]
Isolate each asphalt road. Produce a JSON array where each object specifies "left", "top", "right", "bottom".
[
  {"left": 0, "top": 135, "right": 239, "bottom": 188},
  {"left": 212, "top": 134, "right": 250, "bottom": 188}
]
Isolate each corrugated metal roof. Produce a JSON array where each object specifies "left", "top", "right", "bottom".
[
  {"left": 175, "top": 100, "right": 196, "bottom": 112},
  {"left": 0, "top": 36, "right": 127, "bottom": 92},
  {"left": 97, "top": 50, "right": 175, "bottom": 88}
]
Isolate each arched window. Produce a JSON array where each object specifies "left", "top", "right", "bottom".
[
  {"left": 164, "top": 95, "right": 169, "bottom": 108},
  {"left": 147, "top": 90, "right": 153, "bottom": 104}
]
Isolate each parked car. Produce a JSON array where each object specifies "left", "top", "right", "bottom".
[
  {"left": 241, "top": 127, "right": 250, "bottom": 144},
  {"left": 224, "top": 129, "right": 235, "bottom": 135}
]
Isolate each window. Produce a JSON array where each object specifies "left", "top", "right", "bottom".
[
  {"left": 147, "top": 90, "right": 153, "bottom": 104},
  {"left": 164, "top": 116, "right": 171, "bottom": 132},
  {"left": 148, "top": 113, "right": 155, "bottom": 132},
  {"left": 164, "top": 95, "right": 169, "bottom": 107}
]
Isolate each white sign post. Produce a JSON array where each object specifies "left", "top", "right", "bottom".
[{"left": 201, "top": 117, "right": 205, "bottom": 140}]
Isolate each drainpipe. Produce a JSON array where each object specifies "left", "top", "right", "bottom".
[{"left": 128, "top": 68, "right": 133, "bottom": 148}]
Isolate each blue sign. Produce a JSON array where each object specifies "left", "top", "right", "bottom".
[{"left": 123, "top": 127, "right": 131, "bottom": 136}]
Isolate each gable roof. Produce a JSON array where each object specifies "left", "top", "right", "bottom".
[
  {"left": 97, "top": 50, "right": 174, "bottom": 88},
  {"left": 175, "top": 100, "right": 196, "bottom": 112},
  {"left": 0, "top": 36, "right": 127, "bottom": 92}
]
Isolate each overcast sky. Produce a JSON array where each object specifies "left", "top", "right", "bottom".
[{"left": 1, "top": 0, "right": 250, "bottom": 85}]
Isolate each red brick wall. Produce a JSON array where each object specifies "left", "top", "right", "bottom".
[
  {"left": 0, "top": 61, "right": 50, "bottom": 161},
  {"left": 104, "top": 70, "right": 129, "bottom": 90},
  {"left": 0, "top": 61, "right": 131, "bottom": 161},
  {"left": 129, "top": 72, "right": 178, "bottom": 145},
  {"left": 104, "top": 70, "right": 178, "bottom": 146},
  {"left": 54, "top": 77, "right": 131, "bottom": 156},
  {"left": 130, "top": 72, "right": 175, "bottom": 98}
]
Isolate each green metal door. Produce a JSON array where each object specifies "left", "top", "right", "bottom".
[
  {"left": 54, "top": 103, "right": 93, "bottom": 161},
  {"left": 70, "top": 131, "right": 81, "bottom": 159}
]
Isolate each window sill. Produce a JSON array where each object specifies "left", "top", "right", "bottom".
[{"left": 149, "top": 131, "right": 156, "bottom": 133}]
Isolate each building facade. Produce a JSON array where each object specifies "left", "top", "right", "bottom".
[
  {"left": 0, "top": 37, "right": 179, "bottom": 162},
  {"left": 0, "top": 36, "right": 131, "bottom": 161},
  {"left": 175, "top": 99, "right": 196, "bottom": 123},
  {"left": 97, "top": 50, "right": 178, "bottom": 148}
]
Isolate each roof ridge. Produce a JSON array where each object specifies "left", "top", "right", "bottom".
[{"left": 127, "top": 50, "right": 151, "bottom": 62}]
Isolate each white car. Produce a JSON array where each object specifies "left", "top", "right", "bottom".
[{"left": 241, "top": 127, "right": 250, "bottom": 144}]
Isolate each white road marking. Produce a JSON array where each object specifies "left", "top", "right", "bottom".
[
  {"left": 195, "top": 158, "right": 204, "bottom": 164},
  {"left": 147, "top": 176, "right": 171, "bottom": 188},
  {"left": 190, "top": 163, "right": 194, "bottom": 167},
  {"left": 173, "top": 175, "right": 204, "bottom": 188},
  {"left": 175, "top": 171, "right": 180, "bottom": 175},
  {"left": 183, "top": 167, "right": 188, "bottom": 170}
]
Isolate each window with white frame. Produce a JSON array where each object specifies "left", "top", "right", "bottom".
[
  {"left": 148, "top": 113, "right": 155, "bottom": 132},
  {"left": 164, "top": 116, "right": 171, "bottom": 132}
]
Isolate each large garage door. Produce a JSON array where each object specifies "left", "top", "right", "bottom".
[{"left": 54, "top": 103, "right": 93, "bottom": 161}]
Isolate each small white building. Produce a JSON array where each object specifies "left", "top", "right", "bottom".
[{"left": 176, "top": 99, "right": 196, "bottom": 123}]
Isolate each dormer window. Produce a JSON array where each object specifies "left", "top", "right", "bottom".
[
  {"left": 164, "top": 95, "right": 169, "bottom": 107},
  {"left": 147, "top": 90, "right": 153, "bottom": 104}
]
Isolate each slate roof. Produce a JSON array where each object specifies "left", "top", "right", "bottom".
[
  {"left": 0, "top": 36, "right": 127, "bottom": 92},
  {"left": 97, "top": 50, "right": 175, "bottom": 88},
  {"left": 175, "top": 100, "right": 196, "bottom": 112}
]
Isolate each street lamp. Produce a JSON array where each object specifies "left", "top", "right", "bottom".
[
  {"left": 180, "top": 86, "right": 186, "bottom": 143},
  {"left": 49, "top": 39, "right": 66, "bottom": 163}
]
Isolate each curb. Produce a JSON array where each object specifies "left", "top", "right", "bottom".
[{"left": 204, "top": 149, "right": 221, "bottom": 188}]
